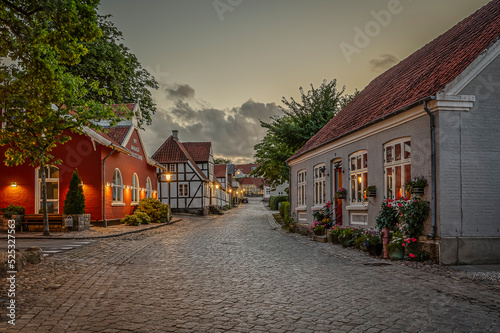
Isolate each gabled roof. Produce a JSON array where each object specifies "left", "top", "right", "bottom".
[
  {"left": 214, "top": 164, "right": 227, "bottom": 178},
  {"left": 152, "top": 136, "right": 209, "bottom": 181},
  {"left": 238, "top": 177, "right": 265, "bottom": 188},
  {"left": 290, "top": 0, "right": 500, "bottom": 161},
  {"left": 183, "top": 142, "right": 212, "bottom": 162},
  {"left": 234, "top": 164, "right": 259, "bottom": 175},
  {"left": 103, "top": 125, "right": 132, "bottom": 146}
]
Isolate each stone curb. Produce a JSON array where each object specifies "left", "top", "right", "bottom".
[{"left": 0, "top": 218, "right": 182, "bottom": 240}]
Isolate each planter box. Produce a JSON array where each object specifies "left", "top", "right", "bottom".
[
  {"left": 336, "top": 193, "right": 347, "bottom": 199},
  {"left": 368, "top": 190, "right": 377, "bottom": 197},
  {"left": 412, "top": 187, "right": 425, "bottom": 195},
  {"left": 313, "top": 235, "right": 327, "bottom": 243},
  {"left": 65, "top": 214, "right": 91, "bottom": 231}
]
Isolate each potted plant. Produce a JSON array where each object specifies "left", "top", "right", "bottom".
[
  {"left": 405, "top": 176, "right": 428, "bottom": 195},
  {"left": 354, "top": 231, "right": 369, "bottom": 251},
  {"left": 364, "top": 185, "right": 377, "bottom": 197},
  {"left": 398, "top": 198, "right": 430, "bottom": 238},
  {"left": 63, "top": 169, "right": 91, "bottom": 231},
  {"left": 365, "top": 230, "right": 383, "bottom": 256},
  {"left": 310, "top": 220, "right": 326, "bottom": 236},
  {"left": 338, "top": 226, "right": 356, "bottom": 248},
  {"left": 329, "top": 225, "right": 342, "bottom": 244},
  {"left": 387, "top": 230, "right": 405, "bottom": 260},
  {"left": 1, "top": 204, "right": 25, "bottom": 231},
  {"left": 335, "top": 188, "right": 347, "bottom": 199}
]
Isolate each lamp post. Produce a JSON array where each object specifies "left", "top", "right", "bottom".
[{"left": 158, "top": 172, "right": 171, "bottom": 223}]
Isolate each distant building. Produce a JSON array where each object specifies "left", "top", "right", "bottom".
[
  {"left": 238, "top": 177, "right": 264, "bottom": 196},
  {"left": 233, "top": 164, "right": 259, "bottom": 178}
]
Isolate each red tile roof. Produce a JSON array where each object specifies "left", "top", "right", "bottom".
[
  {"left": 103, "top": 125, "right": 131, "bottom": 145},
  {"left": 183, "top": 142, "right": 212, "bottom": 162},
  {"left": 214, "top": 164, "right": 227, "bottom": 178},
  {"left": 289, "top": 0, "right": 500, "bottom": 161},
  {"left": 238, "top": 177, "right": 265, "bottom": 188},
  {"left": 234, "top": 164, "right": 259, "bottom": 175}
]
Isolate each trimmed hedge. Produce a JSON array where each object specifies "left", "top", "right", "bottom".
[
  {"left": 135, "top": 198, "right": 171, "bottom": 223},
  {"left": 121, "top": 214, "right": 141, "bottom": 226},
  {"left": 280, "top": 201, "right": 290, "bottom": 222},
  {"left": 269, "top": 195, "right": 289, "bottom": 210}
]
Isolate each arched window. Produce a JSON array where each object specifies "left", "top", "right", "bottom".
[
  {"left": 35, "top": 166, "right": 59, "bottom": 213},
  {"left": 131, "top": 173, "right": 139, "bottom": 204},
  {"left": 112, "top": 168, "right": 123, "bottom": 203},
  {"left": 145, "top": 177, "right": 153, "bottom": 198},
  {"left": 384, "top": 138, "right": 411, "bottom": 199}
]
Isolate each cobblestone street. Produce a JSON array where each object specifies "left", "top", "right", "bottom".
[{"left": 2, "top": 199, "right": 500, "bottom": 332}]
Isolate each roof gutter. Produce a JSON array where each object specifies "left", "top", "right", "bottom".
[{"left": 423, "top": 99, "right": 438, "bottom": 239}]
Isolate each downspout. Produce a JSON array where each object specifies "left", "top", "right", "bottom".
[
  {"left": 288, "top": 164, "right": 292, "bottom": 223},
  {"left": 423, "top": 100, "right": 437, "bottom": 238},
  {"left": 102, "top": 147, "right": 115, "bottom": 228}
]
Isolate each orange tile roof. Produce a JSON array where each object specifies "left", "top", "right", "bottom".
[
  {"left": 289, "top": 0, "right": 500, "bottom": 161},
  {"left": 233, "top": 164, "right": 259, "bottom": 175},
  {"left": 214, "top": 164, "right": 227, "bottom": 178},
  {"left": 183, "top": 142, "right": 212, "bottom": 162},
  {"left": 103, "top": 125, "right": 131, "bottom": 145}
]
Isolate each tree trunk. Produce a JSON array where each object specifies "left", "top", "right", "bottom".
[{"left": 40, "top": 163, "right": 50, "bottom": 236}]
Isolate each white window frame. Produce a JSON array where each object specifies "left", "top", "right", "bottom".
[
  {"left": 313, "top": 164, "right": 326, "bottom": 206},
  {"left": 169, "top": 164, "right": 176, "bottom": 173},
  {"left": 349, "top": 151, "right": 368, "bottom": 204},
  {"left": 35, "top": 166, "right": 59, "bottom": 214},
  {"left": 179, "top": 183, "right": 189, "bottom": 197},
  {"left": 384, "top": 138, "right": 412, "bottom": 200},
  {"left": 145, "top": 177, "right": 153, "bottom": 198},
  {"left": 297, "top": 170, "right": 307, "bottom": 207},
  {"left": 131, "top": 173, "right": 139, "bottom": 205},
  {"left": 112, "top": 168, "right": 124, "bottom": 205}
]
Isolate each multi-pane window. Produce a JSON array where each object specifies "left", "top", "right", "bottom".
[
  {"left": 131, "top": 173, "right": 139, "bottom": 203},
  {"left": 314, "top": 164, "right": 326, "bottom": 206},
  {"left": 36, "top": 166, "right": 59, "bottom": 213},
  {"left": 145, "top": 177, "right": 153, "bottom": 198},
  {"left": 112, "top": 168, "right": 123, "bottom": 202},
  {"left": 385, "top": 138, "right": 411, "bottom": 199},
  {"left": 349, "top": 151, "right": 368, "bottom": 204},
  {"left": 179, "top": 183, "right": 189, "bottom": 197},
  {"left": 297, "top": 170, "right": 307, "bottom": 206},
  {"left": 169, "top": 164, "right": 176, "bottom": 173}
]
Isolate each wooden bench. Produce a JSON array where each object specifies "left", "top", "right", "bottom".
[{"left": 21, "top": 214, "right": 65, "bottom": 232}]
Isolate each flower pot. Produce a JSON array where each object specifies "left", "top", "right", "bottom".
[
  {"left": 331, "top": 234, "right": 340, "bottom": 244},
  {"left": 314, "top": 229, "right": 325, "bottom": 236},
  {"left": 368, "top": 190, "right": 376, "bottom": 197},
  {"left": 337, "top": 193, "right": 347, "bottom": 199},
  {"left": 339, "top": 236, "right": 353, "bottom": 248},
  {"left": 367, "top": 243, "right": 383, "bottom": 256},
  {"left": 412, "top": 187, "right": 424, "bottom": 195},
  {"left": 388, "top": 247, "right": 405, "bottom": 260},
  {"left": 359, "top": 244, "right": 368, "bottom": 252}
]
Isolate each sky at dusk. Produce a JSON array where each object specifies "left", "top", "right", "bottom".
[{"left": 98, "top": 0, "right": 491, "bottom": 164}]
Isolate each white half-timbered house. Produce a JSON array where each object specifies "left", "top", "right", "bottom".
[{"left": 152, "top": 130, "right": 218, "bottom": 215}]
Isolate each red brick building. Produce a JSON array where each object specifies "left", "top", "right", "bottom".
[{"left": 0, "top": 103, "right": 164, "bottom": 223}]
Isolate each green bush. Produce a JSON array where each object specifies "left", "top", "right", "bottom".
[
  {"left": 135, "top": 198, "right": 171, "bottom": 223},
  {"left": 63, "top": 169, "right": 85, "bottom": 214},
  {"left": 280, "top": 202, "right": 290, "bottom": 222},
  {"left": 121, "top": 214, "right": 141, "bottom": 226},
  {"left": 1, "top": 203, "right": 25, "bottom": 218},
  {"left": 269, "top": 195, "right": 289, "bottom": 210},
  {"left": 134, "top": 211, "right": 151, "bottom": 225}
]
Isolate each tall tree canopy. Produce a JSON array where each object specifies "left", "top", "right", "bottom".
[
  {"left": 253, "top": 79, "right": 357, "bottom": 187},
  {"left": 65, "top": 14, "right": 158, "bottom": 127}
]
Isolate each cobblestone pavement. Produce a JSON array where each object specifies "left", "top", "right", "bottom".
[{"left": 1, "top": 199, "right": 499, "bottom": 332}]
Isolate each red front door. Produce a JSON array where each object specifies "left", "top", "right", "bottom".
[{"left": 334, "top": 165, "right": 343, "bottom": 225}]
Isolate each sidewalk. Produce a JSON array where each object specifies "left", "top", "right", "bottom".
[{"left": 0, "top": 218, "right": 182, "bottom": 240}]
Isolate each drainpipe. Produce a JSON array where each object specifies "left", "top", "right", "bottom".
[
  {"left": 102, "top": 147, "right": 115, "bottom": 228},
  {"left": 423, "top": 100, "right": 437, "bottom": 238},
  {"left": 288, "top": 164, "right": 292, "bottom": 222}
]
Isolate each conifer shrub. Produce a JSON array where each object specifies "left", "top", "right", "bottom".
[{"left": 63, "top": 169, "right": 85, "bottom": 214}]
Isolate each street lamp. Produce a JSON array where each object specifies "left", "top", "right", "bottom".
[{"left": 158, "top": 172, "right": 172, "bottom": 223}]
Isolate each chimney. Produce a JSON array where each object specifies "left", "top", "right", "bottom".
[{"left": 172, "top": 130, "right": 179, "bottom": 140}]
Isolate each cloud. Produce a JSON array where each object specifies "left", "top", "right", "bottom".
[
  {"left": 369, "top": 54, "right": 398, "bottom": 71},
  {"left": 165, "top": 83, "right": 196, "bottom": 100},
  {"left": 143, "top": 88, "right": 282, "bottom": 164}
]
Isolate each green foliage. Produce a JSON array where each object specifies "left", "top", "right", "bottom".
[
  {"left": 405, "top": 175, "right": 428, "bottom": 193},
  {"left": 399, "top": 198, "right": 430, "bottom": 238},
  {"left": 375, "top": 200, "right": 399, "bottom": 230},
  {"left": 387, "top": 230, "right": 405, "bottom": 251},
  {"left": 135, "top": 198, "right": 171, "bottom": 223},
  {"left": 64, "top": 15, "right": 158, "bottom": 127},
  {"left": 214, "top": 157, "right": 233, "bottom": 164},
  {"left": 133, "top": 211, "right": 151, "bottom": 225},
  {"left": 121, "top": 214, "right": 140, "bottom": 226},
  {"left": 63, "top": 169, "right": 85, "bottom": 214},
  {"left": 279, "top": 201, "right": 290, "bottom": 222},
  {"left": 253, "top": 79, "right": 357, "bottom": 186},
  {"left": 269, "top": 195, "right": 289, "bottom": 210},
  {"left": 0, "top": 203, "right": 25, "bottom": 218}
]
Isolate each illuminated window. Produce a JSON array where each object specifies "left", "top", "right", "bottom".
[
  {"left": 385, "top": 138, "right": 411, "bottom": 199},
  {"left": 35, "top": 166, "right": 59, "bottom": 213},
  {"left": 349, "top": 151, "right": 368, "bottom": 204},
  {"left": 131, "top": 173, "right": 139, "bottom": 204},
  {"left": 145, "top": 177, "right": 153, "bottom": 198},
  {"left": 112, "top": 168, "right": 123, "bottom": 202}
]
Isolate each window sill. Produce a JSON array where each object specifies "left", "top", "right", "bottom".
[
  {"left": 111, "top": 202, "right": 126, "bottom": 207},
  {"left": 131, "top": 202, "right": 139, "bottom": 207},
  {"left": 346, "top": 204, "right": 368, "bottom": 211},
  {"left": 296, "top": 206, "right": 307, "bottom": 211},
  {"left": 311, "top": 205, "right": 325, "bottom": 211}
]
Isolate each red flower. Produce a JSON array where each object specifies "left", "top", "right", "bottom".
[
  {"left": 398, "top": 203, "right": 402, "bottom": 207},
  {"left": 412, "top": 238, "right": 417, "bottom": 242},
  {"left": 409, "top": 253, "right": 416, "bottom": 258}
]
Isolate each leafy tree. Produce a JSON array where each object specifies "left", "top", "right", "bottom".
[
  {"left": 214, "top": 157, "right": 233, "bottom": 164},
  {"left": 65, "top": 15, "right": 158, "bottom": 127},
  {"left": 0, "top": 0, "right": 123, "bottom": 235},
  {"left": 253, "top": 79, "right": 357, "bottom": 186},
  {"left": 63, "top": 169, "right": 85, "bottom": 214}
]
